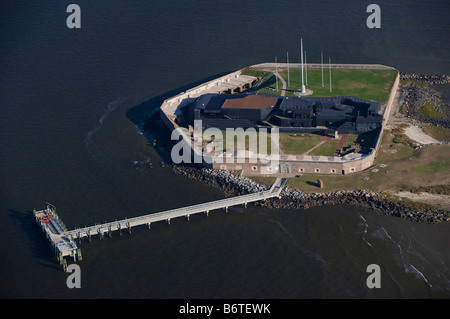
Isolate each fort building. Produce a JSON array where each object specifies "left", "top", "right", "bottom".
[
  {"left": 159, "top": 64, "right": 400, "bottom": 176},
  {"left": 185, "top": 93, "right": 383, "bottom": 135}
]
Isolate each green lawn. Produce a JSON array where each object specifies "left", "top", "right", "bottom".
[
  {"left": 202, "top": 130, "right": 273, "bottom": 154},
  {"left": 252, "top": 67, "right": 397, "bottom": 104},
  {"left": 423, "top": 126, "right": 450, "bottom": 142},
  {"left": 419, "top": 104, "right": 444, "bottom": 118},
  {"left": 240, "top": 67, "right": 271, "bottom": 79},
  {"left": 278, "top": 133, "right": 322, "bottom": 155},
  {"left": 309, "top": 141, "right": 339, "bottom": 156},
  {"left": 202, "top": 131, "right": 341, "bottom": 156},
  {"left": 278, "top": 133, "right": 340, "bottom": 156}
]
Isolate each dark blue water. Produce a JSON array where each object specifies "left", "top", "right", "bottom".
[{"left": 1, "top": 0, "right": 449, "bottom": 299}]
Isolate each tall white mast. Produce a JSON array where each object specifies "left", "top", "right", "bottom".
[
  {"left": 275, "top": 56, "right": 278, "bottom": 92},
  {"left": 329, "top": 57, "right": 332, "bottom": 93},
  {"left": 305, "top": 50, "right": 308, "bottom": 85},
  {"left": 321, "top": 52, "right": 324, "bottom": 88},
  {"left": 287, "top": 52, "right": 290, "bottom": 87},
  {"left": 301, "top": 38, "right": 305, "bottom": 92}
]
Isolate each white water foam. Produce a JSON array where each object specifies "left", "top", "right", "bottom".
[
  {"left": 85, "top": 97, "right": 126, "bottom": 147},
  {"left": 265, "top": 215, "right": 329, "bottom": 266},
  {"left": 358, "top": 214, "right": 372, "bottom": 248},
  {"left": 371, "top": 226, "right": 434, "bottom": 288}
]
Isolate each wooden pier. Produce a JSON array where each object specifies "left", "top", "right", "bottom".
[{"left": 35, "top": 178, "right": 286, "bottom": 267}]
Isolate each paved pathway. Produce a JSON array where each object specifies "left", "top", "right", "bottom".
[
  {"left": 404, "top": 125, "right": 440, "bottom": 144},
  {"left": 304, "top": 141, "right": 325, "bottom": 155},
  {"left": 274, "top": 71, "right": 287, "bottom": 97}
]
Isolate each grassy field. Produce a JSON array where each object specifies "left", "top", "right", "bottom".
[
  {"left": 240, "top": 67, "right": 271, "bottom": 79},
  {"left": 249, "top": 129, "right": 450, "bottom": 193},
  {"left": 308, "top": 141, "right": 339, "bottom": 156},
  {"left": 248, "top": 67, "right": 397, "bottom": 104},
  {"left": 278, "top": 133, "right": 322, "bottom": 155},
  {"left": 419, "top": 104, "right": 444, "bottom": 118},
  {"left": 423, "top": 125, "right": 450, "bottom": 142},
  {"left": 202, "top": 131, "right": 341, "bottom": 156},
  {"left": 202, "top": 130, "right": 273, "bottom": 154}
]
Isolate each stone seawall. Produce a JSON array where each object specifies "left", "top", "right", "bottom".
[{"left": 171, "top": 164, "right": 450, "bottom": 224}]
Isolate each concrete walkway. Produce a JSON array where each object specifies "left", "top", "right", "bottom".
[
  {"left": 404, "top": 125, "right": 440, "bottom": 145},
  {"left": 274, "top": 72, "right": 287, "bottom": 97},
  {"left": 304, "top": 141, "right": 325, "bottom": 155}
]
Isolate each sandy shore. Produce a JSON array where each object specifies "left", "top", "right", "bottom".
[
  {"left": 395, "top": 191, "right": 450, "bottom": 210},
  {"left": 404, "top": 125, "right": 441, "bottom": 144}
]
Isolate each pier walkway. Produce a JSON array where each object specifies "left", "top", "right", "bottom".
[{"left": 64, "top": 177, "right": 287, "bottom": 241}]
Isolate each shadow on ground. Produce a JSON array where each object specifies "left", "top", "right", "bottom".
[{"left": 125, "top": 71, "right": 234, "bottom": 163}]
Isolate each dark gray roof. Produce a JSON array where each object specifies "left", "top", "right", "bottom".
[
  {"left": 279, "top": 96, "right": 313, "bottom": 112},
  {"left": 194, "top": 94, "right": 224, "bottom": 111}
]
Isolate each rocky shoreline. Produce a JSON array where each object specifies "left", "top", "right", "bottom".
[
  {"left": 400, "top": 82, "right": 450, "bottom": 126},
  {"left": 400, "top": 72, "right": 450, "bottom": 85},
  {"left": 399, "top": 73, "right": 450, "bottom": 128},
  {"left": 171, "top": 164, "right": 450, "bottom": 225}
]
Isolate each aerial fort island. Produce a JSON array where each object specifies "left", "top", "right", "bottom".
[
  {"left": 33, "top": 58, "right": 450, "bottom": 268},
  {"left": 158, "top": 57, "right": 450, "bottom": 224}
]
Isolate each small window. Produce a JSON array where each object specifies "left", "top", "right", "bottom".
[
  {"left": 350, "top": 167, "right": 355, "bottom": 172},
  {"left": 314, "top": 168, "right": 320, "bottom": 173},
  {"left": 330, "top": 169, "right": 336, "bottom": 173},
  {"left": 298, "top": 168, "right": 304, "bottom": 173},
  {"left": 251, "top": 166, "right": 258, "bottom": 171}
]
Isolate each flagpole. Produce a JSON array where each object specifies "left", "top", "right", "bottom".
[
  {"left": 287, "top": 52, "right": 290, "bottom": 87},
  {"left": 329, "top": 57, "right": 332, "bottom": 93},
  {"left": 275, "top": 56, "right": 278, "bottom": 92},
  {"left": 321, "top": 52, "right": 324, "bottom": 88},
  {"left": 305, "top": 50, "right": 308, "bottom": 85},
  {"left": 301, "top": 38, "right": 305, "bottom": 92}
]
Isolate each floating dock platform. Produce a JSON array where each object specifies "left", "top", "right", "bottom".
[{"left": 34, "top": 203, "right": 81, "bottom": 270}]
